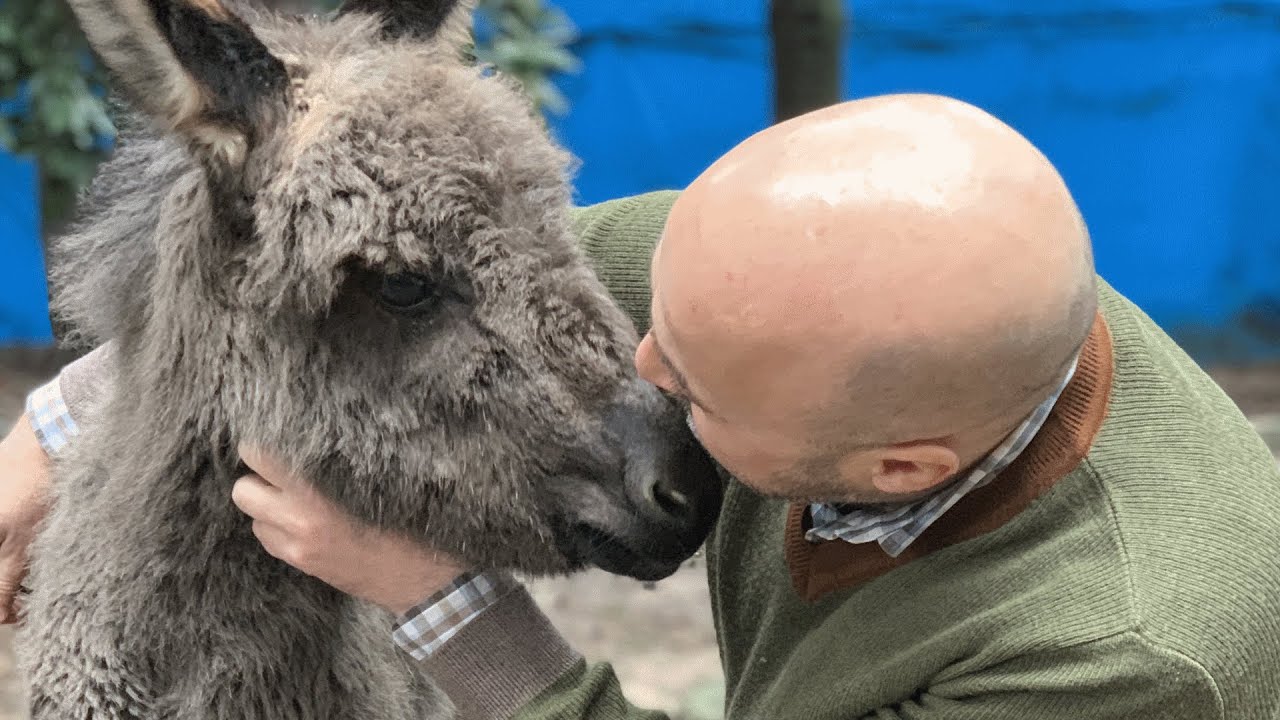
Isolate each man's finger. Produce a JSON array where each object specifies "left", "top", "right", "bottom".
[
  {"left": 237, "top": 443, "right": 299, "bottom": 490},
  {"left": 9, "top": 594, "right": 24, "bottom": 625},
  {"left": 230, "top": 473, "right": 285, "bottom": 522},
  {"left": 0, "top": 546, "right": 29, "bottom": 624}
]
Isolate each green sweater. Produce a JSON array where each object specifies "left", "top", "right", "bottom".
[{"left": 419, "top": 191, "right": 1280, "bottom": 720}]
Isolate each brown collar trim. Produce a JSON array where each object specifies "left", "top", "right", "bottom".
[{"left": 785, "top": 312, "right": 1115, "bottom": 602}]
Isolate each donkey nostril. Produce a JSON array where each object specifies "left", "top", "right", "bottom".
[{"left": 651, "top": 483, "right": 692, "bottom": 521}]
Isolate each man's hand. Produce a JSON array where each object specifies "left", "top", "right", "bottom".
[
  {"left": 0, "top": 415, "right": 53, "bottom": 624},
  {"left": 231, "top": 444, "right": 467, "bottom": 616}
]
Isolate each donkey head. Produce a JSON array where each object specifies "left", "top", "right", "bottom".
[{"left": 61, "top": 0, "right": 722, "bottom": 580}]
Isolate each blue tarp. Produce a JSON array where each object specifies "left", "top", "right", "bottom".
[
  {"left": 0, "top": 149, "right": 52, "bottom": 344},
  {"left": 2, "top": 0, "right": 1279, "bottom": 362}
]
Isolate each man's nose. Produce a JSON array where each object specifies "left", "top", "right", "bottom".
[{"left": 634, "top": 332, "right": 673, "bottom": 396}]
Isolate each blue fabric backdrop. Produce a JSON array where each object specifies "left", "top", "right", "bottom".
[
  {"left": 3, "top": 0, "right": 1279, "bottom": 362},
  {"left": 0, "top": 148, "right": 51, "bottom": 344}
]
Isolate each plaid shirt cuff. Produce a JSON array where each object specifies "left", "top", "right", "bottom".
[
  {"left": 24, "top": 376, "right": 80, "bottom": 456},
  {"left": 392, "top": 571, "right": 518, "bottom": 661}
]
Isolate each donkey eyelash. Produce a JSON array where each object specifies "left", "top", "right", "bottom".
[
  {"left": 379, "top": 272, "right": 439, "bottom": 311},
  {"left": 342, "top": 263, "right": 474, "bottom": 318}
]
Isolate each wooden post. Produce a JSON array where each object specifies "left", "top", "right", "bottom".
[{"left": 770, "top": 0, "right": 846, "bottom": 124}]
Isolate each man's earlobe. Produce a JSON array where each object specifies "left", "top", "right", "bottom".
[{"left": 869, "top": 443, "right": 960, "bottom": 496}]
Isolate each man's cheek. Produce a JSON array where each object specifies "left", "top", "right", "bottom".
[{"left": 691, "top": 425, "right": 752, "bottom": 482}]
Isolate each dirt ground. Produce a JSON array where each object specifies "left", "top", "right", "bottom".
[{"left": 0, "top": 347, "right": 1275, "bottom": 719}]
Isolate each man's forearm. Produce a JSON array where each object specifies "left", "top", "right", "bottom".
[
  {"left": 420, "top": 584, "right": 669, "bottom": 720},
  {"left": 25, "top": 342, "right": 116, "bottom": 457},
  {"left": 24, "top": 343, "right": 115, "bottom": 456}
]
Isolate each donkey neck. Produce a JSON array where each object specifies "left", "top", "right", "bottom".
[{"left": 100, "top": 326, "right": 250, "bottom": 524}]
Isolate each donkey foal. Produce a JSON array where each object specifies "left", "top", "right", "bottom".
[{"left": 16, "top": 1, "right": 722, "bottom": 718}]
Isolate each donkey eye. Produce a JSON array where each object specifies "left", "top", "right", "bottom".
[{"left": 378, "top": 273, "right": 438, "bottom": 312}]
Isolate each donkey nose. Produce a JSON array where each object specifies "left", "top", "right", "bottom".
[
  {"left": 648, "top": 479, "right": 695, "bottom": 524},
  {"left": 631, "top": 441, "right": 718, "bottom": 532},
  {"left": 573, "top": 381, "right": 724, "bottom": 581},
  {"left": 610, "top": 385, "right": 723, "bottom": 540}
]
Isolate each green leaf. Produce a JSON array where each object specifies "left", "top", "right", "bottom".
[
  {"left": 474, "top": 0, "right": 580, "bottom": 115},
  {"left": 0, "top": 119, "right": 16, "bottom": 151},
  {"left": 534, "top": 79, "right": 569, "bottom": 115},
  {"left": 0, "top": 0, "right": 114, "bottom": 224},
  {"left": 510, "top": 0, "right": 543, "bottom": 23},
  {"left": 510, "top": 43, "right": 579, "bottom": 73}
]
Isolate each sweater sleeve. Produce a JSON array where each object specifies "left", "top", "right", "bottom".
[
  {"left": 27, "top": 342, "right": 117, "bottom": 451},
  {"left": 861, "top": 632, "right": 1223, "bottom": 720},
  {"left": 57, "top": 343, "right": 115, "bottom": 420},
  {"left": 419, "top": 585, "right": 670, "bottom": 720}
]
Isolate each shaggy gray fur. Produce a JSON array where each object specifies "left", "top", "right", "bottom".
[{"left": 17, "top": 1, "right": 716, "bottom": 717}]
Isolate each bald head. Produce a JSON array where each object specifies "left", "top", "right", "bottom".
[{"left": 637, "top": 94, "right": 1096, "bottom": 499}]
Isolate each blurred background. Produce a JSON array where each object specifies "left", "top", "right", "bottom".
[{"left": 1, "top": 1, "right": 1278, "bottom": 718}]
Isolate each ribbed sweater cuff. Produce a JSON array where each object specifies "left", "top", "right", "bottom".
[
  {"left": 58, "top": 342, "right": 115, "bottom": 423},
  {"left": 418, "top": 585, "right": 581, "bottom": 720}
]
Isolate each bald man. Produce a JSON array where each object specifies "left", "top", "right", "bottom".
[{"left": 4, "top": 94, "right": 1280, "bottom": 719}]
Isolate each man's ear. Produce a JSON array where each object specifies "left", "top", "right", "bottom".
[
  {"left": 64, "top": 0, "right": 288, "bottom": 171},
  {"left": 868, "top": 443, "right": 961, "bottom": 497},
  {"left": 337, "top": 0, "right": 474, "bottom": 44}
]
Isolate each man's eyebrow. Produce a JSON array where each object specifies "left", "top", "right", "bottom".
[
  {"left": 651, "top": 331, "right": 719, "bottom": 419},
  {"left": 649, "top": 268, "right": 722, "bottom": 419}
]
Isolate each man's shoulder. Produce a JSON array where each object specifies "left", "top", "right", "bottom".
[
  {"left": 1090, "top": 280, "right": 1279, "bottom": 512},
  {"left": 1086, "top": 279, "right": 1280, "bottom": 711},
  {"left": 569, "top": 190, "right": 681, "bottom": 246},
  {"left": 568, "top": 190, "right": 683, "bottom": 335}
]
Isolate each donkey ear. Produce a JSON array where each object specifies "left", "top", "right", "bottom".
[
  {"left": 66, "top": 0, "right": 288, "bottom": 170},
  {"left": 337, "top": 0, "right": 473, "bottom": 42}
]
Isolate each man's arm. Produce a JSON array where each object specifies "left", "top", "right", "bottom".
[
  {"left": 0, "top": 407, "right": 53, "bottom": 623},
  {"left": 415, "top": 579, "right": 668, "bottom": 720},
  {"left": 0, "top": 342, "right": 115, "bottom": 621},
  {"left": 230, "top": 437, "right": 673, "bottom": 720},
  {"left": 29, "top": 343, "right": 115, "bottom": 450},
  {"left": 861, "top": 633, "right": 1222, "bottom": 720}
]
